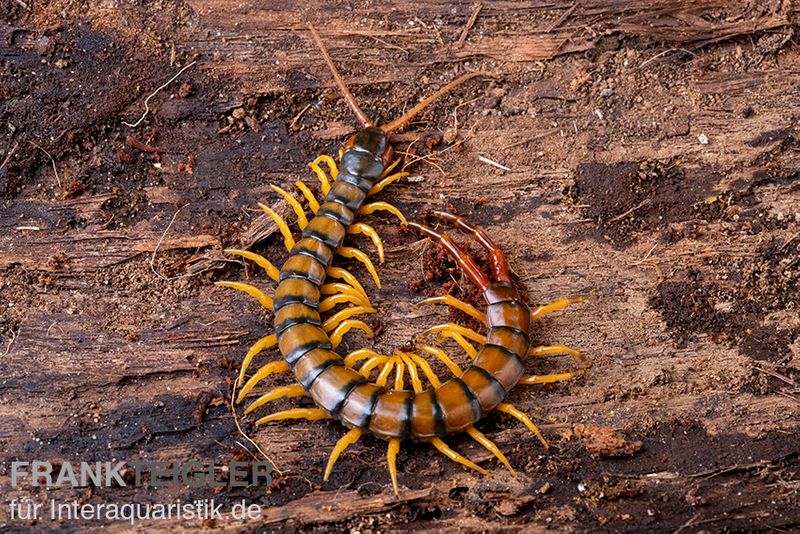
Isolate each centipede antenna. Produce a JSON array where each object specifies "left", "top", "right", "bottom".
[
  {"left": 308, "top": 25, "right": 373, "bottom": 128},
  {"left": 381, "top": 71, "right": 493, "bottom": 134}
]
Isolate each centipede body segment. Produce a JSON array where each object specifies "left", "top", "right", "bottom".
[{"left": 218, "top": 27, "right": 587, "bottom": 495}]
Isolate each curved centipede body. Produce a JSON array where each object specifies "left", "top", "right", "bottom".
[{"left": 218, "top": 27, "right": 587, "bottom": 495}]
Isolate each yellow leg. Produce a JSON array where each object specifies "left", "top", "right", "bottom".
[
  {"left": 379, "top": 157, "right": 401, "bottom": 178},
  {"left": 244, "top": 384, "right": 305, "bottom": 414},
  {"left": 271, "top": 185, "right": 309, "bottom": 229},
  {"left": 437, "top": 331, "right": 478, "bottom": 359},
  {"left": 358, "top": 201, "right": 408, "bottom": 225},
  {"left": 360, "top": 354, "right": 391, "bottom": 378},
  {"left": 387, "top": 438, "right": 401, "bottom": 496},
  {"left": 376, "top": 356, "right": 398, "bottom": 387},
  {"left": 407, "top": 353, "right": 442, "bottom": 387},
  {"left": 223, "top": 249, "right": 280, "bottom": 282},
  {"left": 238, "top": 334, "right": 277, "bottom": 384},
  {"left": 319, "top": 292, "right": 366, "bottom": 313},
  {"left": 519, "top": 372, "right": 577, "bottom": 385},
  {"left": 530, "top": 296, "right": 585, "bottom": 321},
  {"left": 321, "top": 282, "right": 371, "bottom": 307},
  {"left": 313, "top": 154, "right": 338, "bottom": 179},
  {"left": 430, "top": 438, "right": 489, "bottom": 475},
  {"left": 256, "top": 408, "right": 328, "bottom": 425},
  {"left": 322, "top": 305, "right": 376, "bottom": 332},
  {"left": 258, "top": 203, "right": 295, "bottom": 252},
  {"left": 415, "top": 295, "right": 487, "bottom": 324},
  {"left": 368, "top": 171, "right": 409, "bottom": 196},
  {"left": 398, "top": 353, "right": 424, "bottom": 393},
  {"left": 338, "top": 247, "right": 381, "bottom": 289},
  {"left": 425, "top": 323, "right": 486, "bottom": 344},
  {"left": 308, "top": 160, "right": 332, "bottom": 196},
  {"left": 466, "top": 426, "right": 517, "bottom": 478},
  {"left": 330, "top": 319, "right": 374, "bottom": 349},
  {"left": 417, "top": 345, "right": 462, "bottom": 376},
  {"left": 496, "top": 403, "right": 547, "bottom": 448},
  {"left": 344, "top": 348, "right": 384, "bottom": 367},
  {"left": 324, "top": 428, "right": 362, "bottom": 480},
  {"left": 295, "top": 180, "right": 320, "bottom": 214},
  {"left": 347, "top": 222, "right": 385, "bottom": 263},
  {"left": 529, "top": 344, "right": 590, "bottom": 370},
  {"left": 393, "top": 356, "right": 406, "bottom": 390},
  {"left": 237, "top": 360, "right": 290, "bottom": 402},
  {"left": 326, "top": 267, "right": 368, "bottom": 300},
  {"left": 215, "top": 281, "right": 273, "bottom": 310}
]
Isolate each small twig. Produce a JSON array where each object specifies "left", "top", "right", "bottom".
[
  {"left": 498, "top": 129, "right": 558, "bottom": 151},
  {"left": 289, "top": 103, "right": 313, "bottom": 129},
  {"left": 632, "top": 241, "right": 659, "bottom": 265},
  {"left": 123, "top": 61, "right": 197, "bottom": 128},
  {"left": 0, "top": 142, "right": 18, "bottom": 171},
  {"left": 638, "top": 48, "right": 696, "bottom": 70},
  {"left": 547, "top": 3, "right": 577, "bottom": 33},
  {"left": 455, "top": 3, "right": 482, "bottom": 48},
  {"left": 2, "top": 330, "right": 17, "bottom": 357},
  {"left": 229, "top": 380, "right": 283, "bottom": 476},
  {"left": 27, "top": 141, "right": 61, "bottom": 187},
  {"left": 15, "top": 226, "right": 41, "bottom": 231},
  {"left": 477, "top": 155, "right": 512, "bottom": 172},
  {"left": 126, "top": 135, "right": 164, "bottom": 154},
  {"left": 755, "top": 366, "right": 797, "bottom": 387},
  {"left": 674, "top": 512, "right": 702, "bottom": 534},
  {"left": 13, "top": 0, "right": 30, "bottom": 10},
  {"left": 610, "top": 198, "right": 651, "bottom": 222}
]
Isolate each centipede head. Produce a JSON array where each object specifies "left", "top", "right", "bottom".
[{"left": 309, "top": 25, "right": 488, "bottom": 163}]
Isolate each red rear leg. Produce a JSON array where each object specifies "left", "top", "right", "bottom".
[
  {"left": 430, "top": 211, "right": 511, "bottom": 284},
  {"left": 407, "top": 222, "right": 491, "bottom": 292}
]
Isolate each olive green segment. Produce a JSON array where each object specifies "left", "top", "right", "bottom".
[
  {"left": 291, "top": 346, "right": 339, "bottom": 388},
  {"left": 274, "top": 302, "right": 321, "bottom": 334},
  {"left": 472, "top": 344, "right": 525, "bottom": 392},
  {"left": 485, "top": 327, "right": 530, "bottom": 360},
  {"left": 368, "top": 390, "right": 413, "bottom": 439},
  {"left": 303, "top": 214, "right": 347, "bottom": 249},
  {"left": 277, "top": 323, "right": 330, "bottom": 365},
  {"left": 339, "top": 382, "right": 384, "bottom": 429},
  {"left": 280, "top": 254, "right": 327, "bottom": 285},
  {"left": 460, "top": 366, "right": 506, "bottom": 414},
  {"left": 435, "top": 378, "right": 479, "bottom": 434},
  {"left": 308, "top": 364, "right": 363, "bottom": 414},
  {"left": 486, "top": 301, "right": 531, "bottom": 332},
  {"left": 293, "top": 236, "right": 335, "bottom": 267},
  {"left": 273, "top": 277, "right": 320, "bottom": 309},
  {"left": 410, "top": 389, "right": 441, "bottom": 439},
  {"left": 327, "top": 180, "right": 367, "bottom": 212}
]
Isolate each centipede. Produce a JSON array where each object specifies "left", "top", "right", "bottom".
[{"left": 217, "top": 27, "right": 587, "bottom": 495}]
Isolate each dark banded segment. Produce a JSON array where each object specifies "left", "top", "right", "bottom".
[
  {"left": 325, "top": 181, "right": 367, "bottom": 212},
  {"left": 274, "top": 303, "right": 321, "bottom": 335},
  {"left": 472, "top": 344, "right": 525, "bottom": 392},
  {"left": 339, "top": 149, "right": 384, "bottom": 182},
  {"left": 292, "top": 237, "right": 335, "bottom": 269},
  {"left": 273, "top": 277, "right": 320, "bottom": 310},
  {"left": 410, "top": 389, "right": 446, "bottom": 439},
  {"left": 368, "top": 390, "right": 414, "bottom": 439},
  {"left": 339, "top": 382, "right": 384, "bottom": 430},
  {"left": 316, "top": 201, "right": 355, "bottom": 227},
  {"left": 460, "top": 365, "right": 507, "bottom": 414},
  {"left": 486, "top": 300, "right": 531, "bottom": 332},
  {"left": 292, "top": 347, "right": 341, "bottom": 388},
  {"left": 278, "top": 324, "right": 332, "bottom": 366},
  {"left": 485, "top": 326, "right": 530, "bottom": 359},
  {"left": 302, "top": 215, "right": 347, "bottom": 250},
  {"left": 308, "top": 365, "right": 364, "bottom": 415},
  {"left": 435, "top": 378, "right": 481, "bottom": 434},
  {"left": 279, "top": 254, "right": 327, "bottom": 285}
]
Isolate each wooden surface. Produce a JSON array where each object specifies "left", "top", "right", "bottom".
[{"left": 1, "top": 1, "right": 798, "bottom": 531}]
